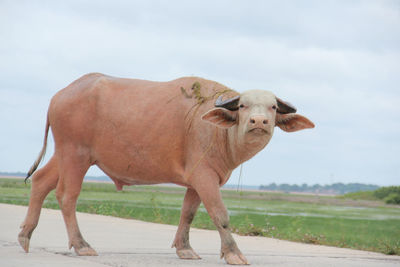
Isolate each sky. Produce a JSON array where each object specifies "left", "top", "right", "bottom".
[{"left": 0, "top": 0, "right": 399, "bottom": 186}]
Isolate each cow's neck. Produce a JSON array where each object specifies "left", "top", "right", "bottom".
[{"left": 225, "top": 127, "right": 270, "bottom": 170}]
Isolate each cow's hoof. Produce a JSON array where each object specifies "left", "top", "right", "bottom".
[
  {"left": 18, "top": 235, "right": 30, "bottom": 253},
  {"left": 74, "top": 246, "right": 98, "bottom": 256},
  {"left": 176, "top": 248, "right": 201, "bottom": 260},
  {"left": 223, "top": 252, "right": 249, "bottom": 265}
]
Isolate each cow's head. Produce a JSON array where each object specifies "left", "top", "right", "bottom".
[{"left": 201, "top": 90, "right": 314, "bottom": 147}]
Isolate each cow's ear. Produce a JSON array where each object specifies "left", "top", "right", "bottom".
[
  {"left": 276, "top": 113, "right": 315, "bottom": 132},
  {"left": 201, "top": 108, "right": 237, "bottom": 128}
]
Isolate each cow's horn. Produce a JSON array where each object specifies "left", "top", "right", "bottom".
[
  {"left": 276, "top": 97, "right": 297, "bottom": 114},
  {"left": 215, "top": 95, "right": 240, "bottom": 111}
]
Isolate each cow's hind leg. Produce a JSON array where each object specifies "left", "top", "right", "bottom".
[
  {"left": 56, "top": 147, "right": 97, "bottom": 256},
  {"left": 18, "top": 156, "right": 59, "bottom": 252},
  {"left": 172, "top": 188, "right": 201, "bottom": 259}
]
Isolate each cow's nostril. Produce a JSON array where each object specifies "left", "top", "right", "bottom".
[
  {"left": 263, "top": 120, "right": 268, "bottom": 124},
  {"left": 250, "top": 119, "right": 256, "bottom": 124}
]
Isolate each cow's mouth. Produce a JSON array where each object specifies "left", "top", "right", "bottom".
[{"left": 248, "top": 128, "right": 269, "bottom": 135}]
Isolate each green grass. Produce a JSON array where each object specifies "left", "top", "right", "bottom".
[{"left": 1, "top": 178, "right": 399, "bottom": 255}]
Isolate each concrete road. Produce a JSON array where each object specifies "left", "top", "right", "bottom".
[{"left": 1, "top": 203, "right": 399, "bottom": 267}]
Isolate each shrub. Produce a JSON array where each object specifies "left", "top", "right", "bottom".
[
  {"left": 384, "top": 193, "right": 400, "bottom": 205},
  {"left": 373, "top": 186, "right": 400, "bottom": 199}
]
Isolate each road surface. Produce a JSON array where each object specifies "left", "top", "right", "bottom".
[{"left": 1, "top": 203, "right": 399, "bottom": 266}]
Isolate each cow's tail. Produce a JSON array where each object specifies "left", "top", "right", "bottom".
[{"left": 25, "top": 114, "right": 50, "bottom": 183}]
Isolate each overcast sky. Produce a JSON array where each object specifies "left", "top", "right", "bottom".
[{"left": 1, "top": 0, "right": 399, "bottom": 186}]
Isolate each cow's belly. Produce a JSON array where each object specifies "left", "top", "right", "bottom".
[{"left": 91, "top": 134, "right": 187, "bottom": 189}]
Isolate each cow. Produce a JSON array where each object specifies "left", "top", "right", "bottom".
[{"left": 18, "top": 73, "right": 314, "bottom": 265}]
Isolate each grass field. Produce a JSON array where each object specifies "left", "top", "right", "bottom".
[{"left": 1, "top": 177, "right": 399, "bottom": 255}]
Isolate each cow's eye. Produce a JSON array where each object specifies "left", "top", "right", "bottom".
[
  {"left": 239, "top": 104, "right": 245, "bottom": 108},
  {"left": 272, "top": 105, "right": 277, "bottom": 110}
]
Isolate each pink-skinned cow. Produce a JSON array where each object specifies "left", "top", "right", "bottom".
[{"left": 19, "top": 73, "right": 314, "bottom": 265}]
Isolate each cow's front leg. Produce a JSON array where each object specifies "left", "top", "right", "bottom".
[
  {"left": 192, "top": 171, "right": 249, "bottom": 265},
  {"left": 172, "top": 188, "right": 202, "bottom": 259}
]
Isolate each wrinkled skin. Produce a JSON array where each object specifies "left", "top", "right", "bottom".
[{"left": 18, "top": 73, "right": 314, "bottom": 265}]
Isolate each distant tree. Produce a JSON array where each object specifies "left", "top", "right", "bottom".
[
  {"left": 291, "top": 184, "right": 300, "bottom": 192},
  {"left": 269, "top": 183, "right": 277, "bottom": 190},
  {"left": 280, "top": 183, "right": 291, "bottom": 193},
  {"left": 301, "top": 183, "right": 308, "bottom": 191},
  {"left": 258, "top": 182, "right": 380, "bottom": 195}
]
